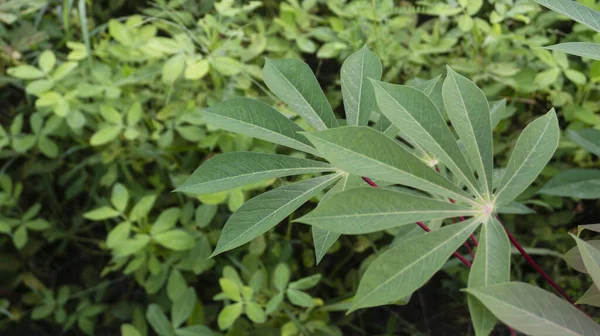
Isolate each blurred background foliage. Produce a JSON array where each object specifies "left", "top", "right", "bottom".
[{"left": 0, "top": 0, "right": 599, "bottom": 335}]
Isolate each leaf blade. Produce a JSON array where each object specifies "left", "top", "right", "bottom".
[{"left": 341, "top": 46, "right": 382, "bottom": 126}]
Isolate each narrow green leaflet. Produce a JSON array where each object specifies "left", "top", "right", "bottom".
[
  {"left": 564, "top": 240, "right": 600, "bottom": 273},
  {"left": 535, "top": 0, "right": 600, "bottom": 32},
  {"left": 497, "top": 202, "right": 535, "bottom": 214},
  {"left": 303, "top": 127, "right": 475, "bottom": 205},
  {"left": 350, "top": 218, "right": 482, "bottom": 311},
  {"left": 539, "top": 169, "right": 600, "bottom": 199},
  {"left": 371, "top": 81, "right": 481, "bottom": 196},
  {"left": 204, "top": 98, "right": 318, "bottom": 155},
  {"left": 546, "top": 43, "right": 600, "bottom": 61},
  {"left": 312, "top": 174, "right": 365, "bottom": 264},
  {"left": 263, "top": 59, "right": 338, "bottom": 130},
  {"left": 577, "top": 285, "right": 600, "bottom": 307},
  {"left": 176, "top": 152, "right": 334, "bottom": 194},
  {"left": 568, "top": 128, "right": 600, "bottom": 156},
  {"left": 467, "top": 216, "right": 511, "bottom": 336},
  {"left": 443, "top": 67, "right": 493, "bottom": 197},
  {"left": 297, "top": 187, "right": 477, "bottom": 234},
  {"left": 494, "top": 110, "right": 559, "bottom": 206},
  {"left": 465, "top": 282, "right": 600, "bottom": 336},
  {"left": 341, "top": 46, "right": 382, "bottom": 126},
  {"left": 490, "top": 99, "right": 507, "bottom": 129},
  {"left": 211, "top": 173, "right": 341, "bottom": 256},
  {"left": 572, "top": 235, "right": 600, "bottom": 287}
]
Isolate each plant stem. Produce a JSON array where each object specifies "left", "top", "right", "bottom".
[
  {"left": 361, "top": 177, "right": 472, "bottom": 268},
  {"left": 495, "top": 215, "right": 578, "bottom": 307}
]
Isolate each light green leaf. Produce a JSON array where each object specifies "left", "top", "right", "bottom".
[
  {"left": 565, "top": 69, "right": 587, "bottom": 85},
  {"left": 26, "top": 79, "right": 54, "bottom": 95},
  {"left": 111, "top": 183, "right": 129, "bottom": 212},
  {"left": 535, "top": 0, "right": 600, "bottom": 32},
  {"left": 184, "top": 59, "right": 210, "bottom": 80},
  {"left": 535, "top": 68, "right": 561, "bottom": 87},
  {"left": 495, "top": 110, "right": 559, "bottom": 206},
  {"left": 443, "top": 66, "right": 493, "bottom": 197},
  {"left": 151, "top": 208, "right": 181, "bottom": 236},
  {"left": 38, "top": 136, "right": 58, "bottom": 158},
  {"left": 25, "top": 219, "right": 51, "bottom": 231},
  {"left": 289, "top": 274, "right": 321, "bottom": 290},
  {"left": 263, "top": 58, "right": 338, "bottom": 130},
  {"left": 107, "top": 221, "right": 131, "bottom": 249},
  {"left": 211, "top": 56, "right": 242, "bottom": 76},
  {"left": 12, "top": 135, "right": 36, "bottom": 153},
  {"left": 245, "top": 302, "right": 266, "bottom": 323},
  {"left": 154, "top": 230, "right": 195, "bottom": 251},
  {"left": 371, "top": 81, "right": 481, "bottom": 196},
  {"left": 341, "top": 46, "right": 382, "bottom": 126},
  {"left": 211, "top": 173, "right": 341, "bottom": 256},
  {"left": 467, "top": 216, "right": 511, "bottom": 336},
  {"left": 175, "top": 325, "right": 213, "bottom": 336},
  {"left": 297, "top": 187, "right": 476, "bottom": 234},
  {"left": 490, "top": 99, "right": 507, "bottom": 129},
  {"left": 129, "top": 195, "right": 157, "bottom": 222},
  {"left": 83, "top": 206, "right": 120, "bottom": 220},
  {"left": 176, "top": 152, "right": 333, "bottom": 194},
  {"left": 121, "top": 324, "right": 142, "bottom": 336},
  {"left": 497, "top": 202, "right": 535, "bottom": 214},
  {"left": 220, "top": 278, "right": 242, "bottom": 301},
  {"left": 7, "top": 65, "right": 44, "bottom": 79},
  {"left": 167, "top": 268, "right": 187, "bottom": 301},
  {"left": 90, "top": 125, "right": 122, "bottom": 146},
  {"left": 204, "top": 98, "right": 318, "bottom": 155},
  {"left": 572, "top": 234, "right": 600, "bottom": 287},
  {"left": 577, "top": 284, "right": 600, "bottom": 307},
  {"left": 350, "top": 218, "right": 482, "bottom": 311},
  {"left": 546, "top": 42, "right": 600, "bottom": 61},
  {"left": 162, "top": 54, "right": 185, "bottom": 83},
  {"left": 146, "top": 304, "right": 171, "bottom": 336},
  {"left": 303, "top": 127, "right": 475, "bottom": 205},
  {"left": 13, "top": 225, "right": 28, "bottom": 249},
  {"left": 464, "top": 282, "right": 600, "bottom": 336},
  {"left": 539, "top": 169, "right": 600, "bottom": 199},
  {"left": 114, "top": 234, "right": 150, "bottom": 257},
  {"left": 52, "top": 62, "right": 78, "bottom": 81},
  {"left": 171, "top": 287, "right": 196, "bottom": 328},
  {"left": 39, "top": 50, "right": 56, "bottom": 73},
  {"left": 218, "top": 303, "right": 242, "bottom": 330},
  {"left": 287, "top": 289, "right": 314, "bottom": 307},
  {"left": 273, "top": 263, "right": 290, "bottom": 291},
  {"left": 568, "top": 128, "right": 600, "bottom": 156}
]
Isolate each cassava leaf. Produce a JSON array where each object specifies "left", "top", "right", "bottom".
[
  {"left": 568, "top": 128, "right": 600, "bottom": 157},
  {"left": 303, "top": 126, "right": 476, "bottom": 205},
  {"left": 176, "top": 152, "right": 334, "bottom": 194},
  {"left": 350, "top": 217, "right": 482, "bottom": 311},
  {"left": 211, "top": 173, "right": 341, "bottom": 256},
  {"left": 494, "top": 110, "right": 559, "bottom": 206},
  {"left": 465, "top": 282, "right": 600, "bottom": 336},
  {"left": 539, "top": 169, "right": 600, "bottom": 199},
  {"left": 341, "top": 46, "right": 382, "bottom": 126},
  {"left": 263, "top": 58, "right": 338, "bottom": 130},
  {"left": 443, "top": 66, "right": 493, "bottom": 197},
  {"left": 297, "top": 187, "right": 477, "bottom": 234},
  {"left": 546, "top": 42, "right": 600, "bottom": 61},
  {"left": 571, "top": 234, "right": 600, "bottom": 288},
  {"left": 204, "top": 98, "right": 318, "bottom": 155},
  {"left": 535, "top": 0, "right": 600, "bottom": 32}
]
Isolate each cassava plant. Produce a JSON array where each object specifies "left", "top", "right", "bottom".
[{"left": 176, "top": 44, "right": 600, "bottom": 335}]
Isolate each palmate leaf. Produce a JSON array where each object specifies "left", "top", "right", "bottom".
[
  {"left": 465, "top": 282, "right": 600, "bottom": 336},
  {"left": 263, "top": 58, "right": 338, "bottom": 130},
  {"left": 203, "top": 98, "right": 318, "bottom": 155},
  {"left": 296, "top": 187, "right": 478, "bottom": 234},
  {"left": 467, "top": 216, "right": 511, "bottom": 336},
  {"left": 539, "top": 169, "right": 600, "bottom": 199},
  {"left": 371, "top": 80, "right": 481, "bottom": 197},
  {"left": 302, "top": 126, "right": 477, "bottom": 205},
  {"left": 175, "top": 152, "right": 335, "bottom": 194},
  {"left": 546, "top": 42, "right": 600, "bottom": 61},
  {"left": 312, "top": 174, "right": 366, "bottom": 264},
  {"left": 535, "top": 0, "right": 600, "bottom": 33},
  {"left": 569, "top": 128, "right": 600, "bottom": 157},
  {"left": 443, "top": 66, "right": 494, "bottom": 197},
  {"left": 494, "top": 110, "right": 559, "bottom": 206},
  {"left": 211, "top": 173, "right": 341, "bottom": 256},
  {"left": 341, "top": 46, "right": 382, "bottom": 126},
  {"left": 349, "top": 217, "right": 482, "bottom": 311}
]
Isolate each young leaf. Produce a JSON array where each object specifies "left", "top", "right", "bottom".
[
  {"left": 204, "top": 98, "right": 318, "bottom": 155},
  {"left": 443, "top": 66, "right": 493, "bottom": 197},
  {"left": 263, "top": 58, "right": 338, "bottom": 130},
  {"left": 175, "top": 152, "right": 334, "bottom": 194},
  {"left": 465, "top": 282, "right": 600, "bottom": 335},
  {"left": 129, "top": 195, "right": 157, "bottom": 222},
  {"left": 371, "top": 81, "right": 481, "bottom": 196},
  {"left": 539, "top": 169, "right": 600, "bottom": 199},
  {"left": 245, "top": 301, "right": 266, "bottom": 323},
  {"left": 568, "top": 128, "right": 600, "bottom": 157},
  {"left": 153, "top": 230, "right": 195, "bottom": 251},
  {"left": 467, "top": 216, "right": 511, "bottom": 336},
  {"left": 546, "top": 43, "right": 600, "bottom": 61},
  {"left": 111, "top": 183, "right": 129, "bottom": 212},
  {"left": 535, "top": 0, "right": 600, "bottom": 32},
  {"left": 151, "top": 208, "right": 181, "bottom": 236},
  {"left": 494, "top": 110, "right": 559, "bottom": 206},
  {"left": 287, "top": 289, "right": 314, "bottom": 307},
  {"left": 303, "top": 127, "right": 475, "bottom": 205},
  {"left": 171, "top": 287, "right": 196, "bottom": 328},
  {"left": 218, "top": 303, "right": 242, "bottom": 330},
  {"left": 350, "top": 217, "right": 482, "bottom": 311},
  {"left": 83, "top": 206, "right": 120, "bottom": 220},
  {"left": 297, "top": 187, "right": 477, "bottom": 234},
  {"left": 571, "top": 234, "right": 600, "bottom": 287},
  {"left": 312, "top": 174, "right": 365, "bottom": 264},
  {"left": 211, "top": 173, "right": 341, "bottom": 256},
  {"left": 146, "top": 304, "right": 172, "bottom": 336},
  {"left": 341, "top": 46, "right": 382, "bottom": 126}
]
